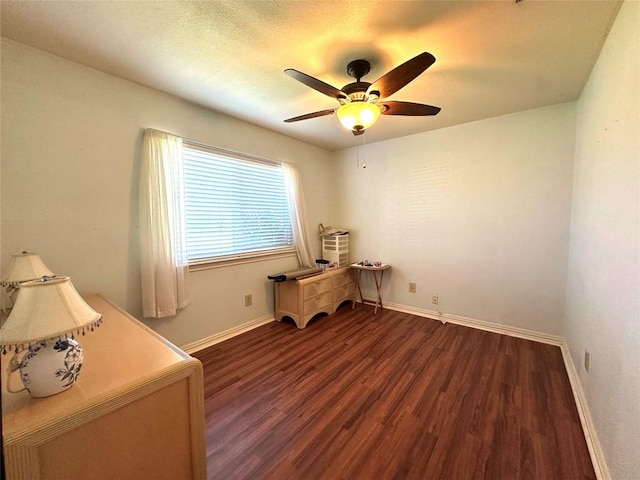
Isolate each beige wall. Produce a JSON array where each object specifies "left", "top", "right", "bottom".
[
  {"left": 566, "top": 1, "right": 640, "bottom": 478},
  {"left": 332, "top": 103, "right": 577, "bottom": 336},
  {"left": 0, "top": 36, "right": 579, "bottom": 343},
  {"left": 0, "top": 39, "right": 334, "bottom": 347}
]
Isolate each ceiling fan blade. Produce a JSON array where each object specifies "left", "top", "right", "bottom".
[
  {"left": 381, "top": 101, "right": 441, "bottom": 116},
  {"left": 285, "top": 69, "right": 346, "bottom": 100},
  {"left": 284, "top": 108, "right": 336, "bottom": 123},
  {"left": 368, "top": 52, "right": 436, "bottom": 98}
]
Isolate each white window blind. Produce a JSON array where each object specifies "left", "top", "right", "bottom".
[{"left": 183, "top": 143, "right": 294, "bottom": 265}]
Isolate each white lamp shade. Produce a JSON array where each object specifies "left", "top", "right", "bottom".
[
  {"left": 0, "top": 276, "right": 101, "bottom": 348},
  {"left": 1, "top": 252, "right": 54, "bottom": 286}
]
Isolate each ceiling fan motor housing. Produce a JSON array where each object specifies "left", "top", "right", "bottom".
[
  {"left": 342, "top": 82, "right": 371, "bottom": 101},
  {"left": 346, "top": 59, "right": 371, "bottom": 81},
  {"left": 343, "top": 59, "right": 373, "bottom": 102}
]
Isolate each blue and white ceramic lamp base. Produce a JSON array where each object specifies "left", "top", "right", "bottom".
[{"left": 9, "top": 339, "right": 84, "bottom": 398}]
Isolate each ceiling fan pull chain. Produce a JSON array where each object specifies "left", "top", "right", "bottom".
[
  {"left": 363, "top": 132, "right": 367, "bottom": 169},
  {"left": 360, "top": 132, "right": 367, "bottom": 169}
]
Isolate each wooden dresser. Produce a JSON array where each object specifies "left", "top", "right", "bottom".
[
  {"left": 1, "top": 294, "right": 207, "bottom": 480},
  {"left": 275, "top": 267, "right": 356, "bottom": 328}
]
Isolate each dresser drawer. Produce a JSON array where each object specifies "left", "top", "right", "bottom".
[
  {"left": 331, "top": 268, "right": 354, "bottom": 288},
  {"left": 333, "top": 281, "right": 355, "bottom": 300},
  {"left": 303, "top": 277, "right": 331, "bottom": 299},
  {"left": 303, "top": 291, "right": 332, "bottom": 314}
]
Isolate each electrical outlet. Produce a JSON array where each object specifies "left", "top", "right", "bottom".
[
  {"left": 244, "top": 294, "right": 253, "bottom": 307},
  {"left": 432, "top": 295, "right": 439, "bottom": 305},
  {"left": 584, "top": 350, "right": 590, "bottom": 373},
  {"left": 409, "top": 283, "right": 417, "bottom": 293}
]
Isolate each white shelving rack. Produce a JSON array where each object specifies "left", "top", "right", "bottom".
[{"left": 322, "top": 233, "right": 349, "bottom": 267}]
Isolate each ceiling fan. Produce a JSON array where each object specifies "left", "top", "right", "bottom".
[{"left": 284, "top": 52, "right": 441, "bottom": 136}]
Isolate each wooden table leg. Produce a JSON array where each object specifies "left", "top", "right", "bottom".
[
  {"left": 373, "top": 270, "right": 385, "bottom": 314},
  {"left": 353, "top": 268, "right": 363, "bottom": 309}
]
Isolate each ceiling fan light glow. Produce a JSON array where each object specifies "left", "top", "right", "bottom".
[{"left": 337, "top": 102, "right": 380, "bottom": 132}]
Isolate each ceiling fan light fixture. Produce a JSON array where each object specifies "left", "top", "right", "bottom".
[
  {"left": 337, "top": 102, "right": 380, "bottom": 133},
  {"left": 284, "top": 53, "right": 440, "bottom": 134}
]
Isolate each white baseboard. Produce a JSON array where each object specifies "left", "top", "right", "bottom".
[
  {"left": 384, "top": 301, "right": 606, "bottom": 478},
  {"left": 181, "top": 314, "right": 274, "bottom": 354},
  {"left": 383, "top": 301, "right": 563, "bottom": 346},
  {"left": 560, "top": 341, "right": 610, "bottom": 480}
]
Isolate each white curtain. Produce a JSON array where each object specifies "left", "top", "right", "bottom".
[
  {"left": 283, "top": 163, "right": 316, "bottom": 268},
  {"left": 139, "top": 129, "right": 190, "bottom": 318}
]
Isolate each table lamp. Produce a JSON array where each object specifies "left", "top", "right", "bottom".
[
  {"left": 0, "top": 276, "right": 102, "bottom": 397},
  {"left": 1, "top": 252, "right": 55, "bottom": 305}
]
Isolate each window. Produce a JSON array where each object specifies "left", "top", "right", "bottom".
[{"left": 182, "top": 142, "right": 294, "bottom": 266}]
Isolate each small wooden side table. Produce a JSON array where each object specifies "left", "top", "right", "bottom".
[{"left": 351, "top": 263, "right": 391, "bottom": 314}]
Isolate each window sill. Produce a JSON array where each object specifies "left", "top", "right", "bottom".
[{"left": 189, "top": 250, "right": 297, "bottom": 271}]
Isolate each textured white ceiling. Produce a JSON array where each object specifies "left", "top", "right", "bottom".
[{"left": 0, "top": 1, "right": 622, "bottom": 151}]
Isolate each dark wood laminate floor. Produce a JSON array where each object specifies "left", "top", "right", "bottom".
[{"left": 192, "top": 304, "right": 595, "bottom": 480}]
